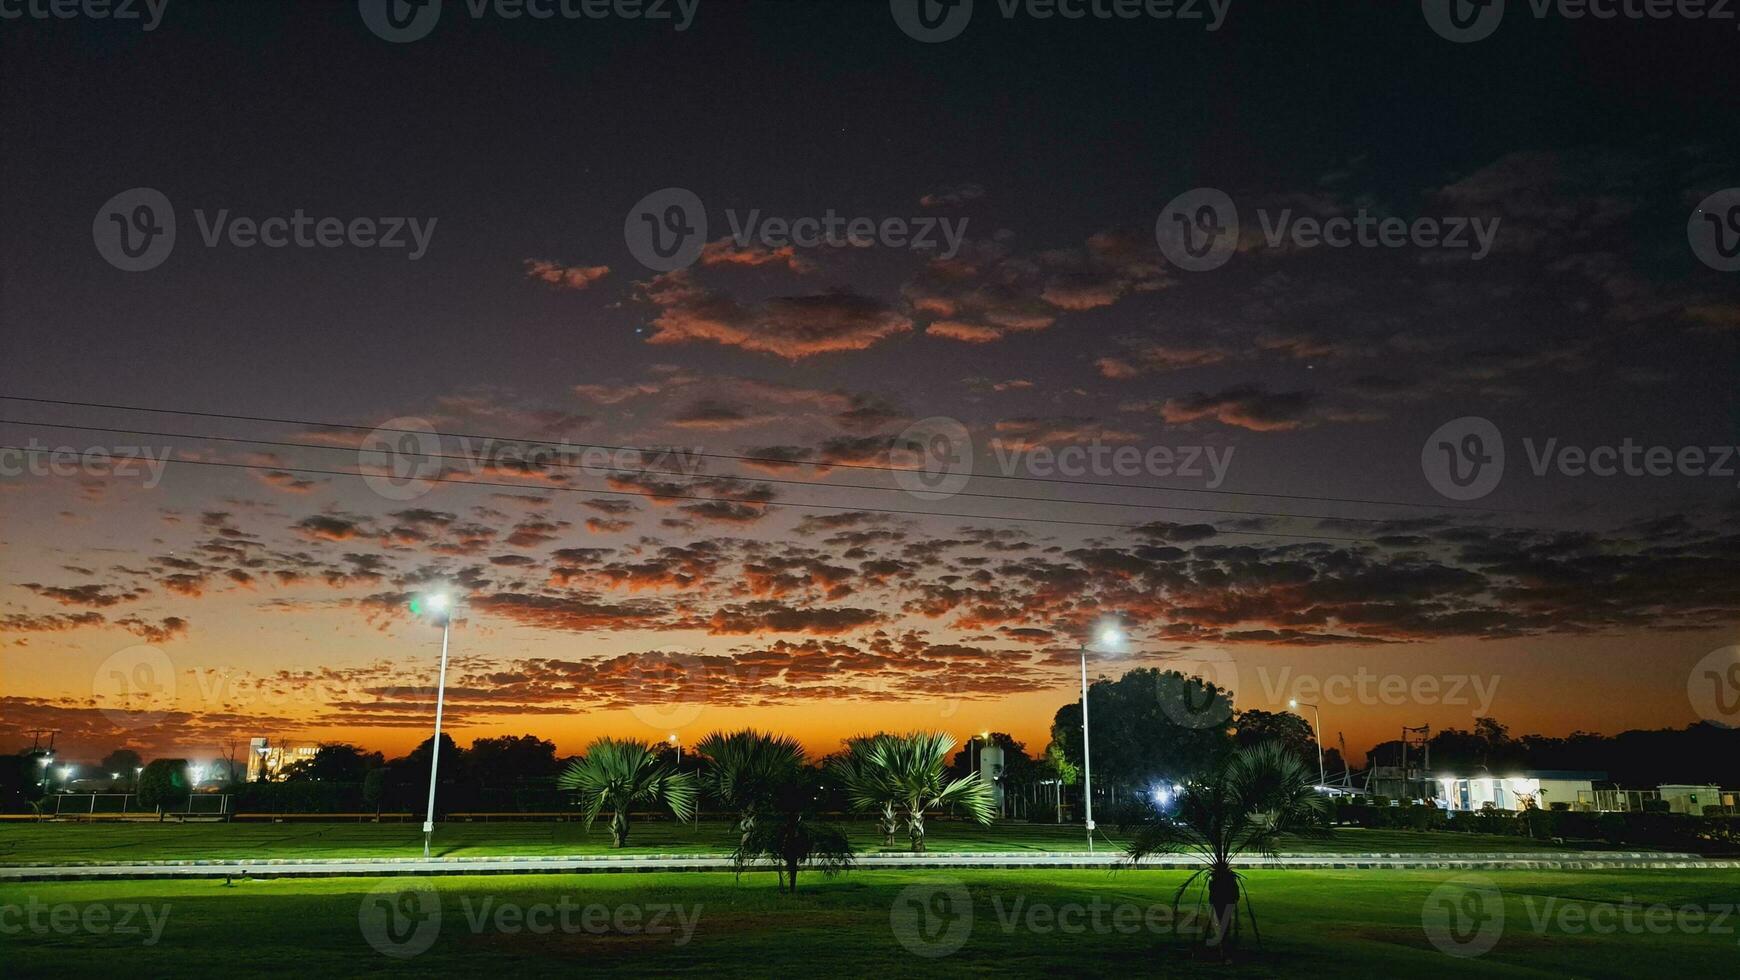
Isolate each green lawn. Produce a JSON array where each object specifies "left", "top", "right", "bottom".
[
  {"left": 0, "top": 820, "right": 1594, "bottom": 865},
  {"left": 2, "top": 867, "right": 1735, "bottom": 977}
]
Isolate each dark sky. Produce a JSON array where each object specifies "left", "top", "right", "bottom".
[{"left": 2, "top": 1, "right": 1737, "bottom": 762}]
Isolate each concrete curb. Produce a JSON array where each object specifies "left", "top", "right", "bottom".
[{"left": 4, "top": 852, "right": 1736, "bottom": 882}]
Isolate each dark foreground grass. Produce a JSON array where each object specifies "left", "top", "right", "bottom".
[
  {"left": 2, "top": 867, "right": 1736, "bottom": 978},
  {"left": 0, "top": 820, "right": 1589, "bottom": 865}
]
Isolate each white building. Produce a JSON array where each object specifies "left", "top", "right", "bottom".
[{"left": 1434, "top": 770, "right": 1604, "bottom": 811}]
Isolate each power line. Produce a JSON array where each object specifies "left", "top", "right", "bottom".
[
  {"left": 0, "top": 443, "right": 1379, "bottom": 543},
  {"left": 0, "top": 416, "right": 1480, "bottom": 530},
  {"left": 0, "top": 393, "right": 1509, "bottom": 513}
]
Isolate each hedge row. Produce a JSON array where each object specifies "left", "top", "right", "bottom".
[{"left": 1329, "top": 799, "right": 1740, "bottom": 849}]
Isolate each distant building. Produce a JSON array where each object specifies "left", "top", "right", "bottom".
[
  {"left": 1433, "top": 770, "right": 1605, "bottom": 811},
  {"left": 245, "top": 738, "right": 317, "bottom": 782}
]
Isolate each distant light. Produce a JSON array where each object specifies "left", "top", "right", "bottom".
[
  {"left": 1096, "top": 623, "right": 1122, "bottom": 648},
  {"left": 59, "top": 767, "right": 74, "bottom": 780},
  {"left": 427, "top": 593, "right": 450, "bottom": 612},
  {"left": 668, "top": 734, "right": 677, "bottom": 743},
  {"left": 110, "top": 772, "right": 119, "bottom": 779},
  {"left": 1288, "top": 698, "right": 1299, "bottom": 709}
]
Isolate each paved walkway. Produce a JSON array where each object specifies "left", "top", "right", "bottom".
[{"left": 4, "top": 850, "right": 1734, "bottom": 882}]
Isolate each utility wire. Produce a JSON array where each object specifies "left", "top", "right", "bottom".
[
  {"left": 0, "top": 443, "right": 1379, "bottom": 543},
  {"left": 0, "top": 393, "right": 1510, "bottom": 513},
  {"left": 0, "top": 416, "right": 1488, "bottom": 531}
]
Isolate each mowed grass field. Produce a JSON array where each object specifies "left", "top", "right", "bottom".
[
  {"left": 0, "top": 820, "right": 1593, "bottom": 864},
  {"left": 3, "top": 867, "right": 1737, "bottom": 978}
]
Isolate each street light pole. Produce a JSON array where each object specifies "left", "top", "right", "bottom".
[
  {"left": 1079, "top": 642, "right": 1094, "bottom": 854},
  {"left": 1291, "top": 698, "right": 1326, "bottom": 787},
  {"left": 422, "top": 597, "right": 453, "bottom": 859}
]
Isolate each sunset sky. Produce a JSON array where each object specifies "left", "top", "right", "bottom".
[{"left": 2, "top": 3, "right": 1737, "bottom": 768}]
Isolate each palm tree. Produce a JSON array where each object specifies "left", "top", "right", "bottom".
[
  {"left": 835, "top": 732, "right": 995, "bottom": 852},
  {"left": 729, "top": 773, "right": 855, "bottom": 893},
  {"left": 1122, "top": 742, "right": 1328, "bottom": 955},
  {"left": 696, "top": 728, "right": 805, "bottom": 850},
  {"left": 830, "top": 734, "right": 903, "bottom": 848},
  {"left": 558, "top": 737, "right": 696, "bottom": 847}
]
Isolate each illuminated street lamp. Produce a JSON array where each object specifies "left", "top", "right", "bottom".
[
  {"left": 412, "top": 591, "right": 456, "bottom": 859},
  {"left": 1289, "top": 698, "right": 1327, "bottom": 788},
  {"left": 1075, "top": 620, "right": 1123, "bottom": 854},
  {"left": 668, "top": 734, "right": 681, "bottom": 767}
]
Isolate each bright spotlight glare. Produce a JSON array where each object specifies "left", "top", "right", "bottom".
[
  {"left": 427, "top": 593, "right": 450, "bottom": 612},
  {"left": 1097, "top": 625, "right": 1122, "bottom": 648}
]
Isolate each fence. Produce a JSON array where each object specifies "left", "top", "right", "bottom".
[{"left": 41, "top": 793, "right": 232, "bottom": 819}]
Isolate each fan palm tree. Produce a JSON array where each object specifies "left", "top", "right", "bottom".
[
  {"left": 558, "top": 737, "right": 696, "bottom": 848},
  {"left": 696, "top": 728, "right": 805, "bottom": 850},
  {"left": 835, "top": 731, "right": 995, "bottom": 852},
  {"left": 830, "top": 734, "right": 903, "bottom": 848},
  {"left": 1122, "top": 742, "right": 1328, "bottom": 955}
]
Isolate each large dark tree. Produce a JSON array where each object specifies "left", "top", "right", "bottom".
[
  {"left": 465, "top": 734, "right": 559, "bottom": 784},
  {"left": 1049, "top": 667, "right": 1236, "bottom": 792}
]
